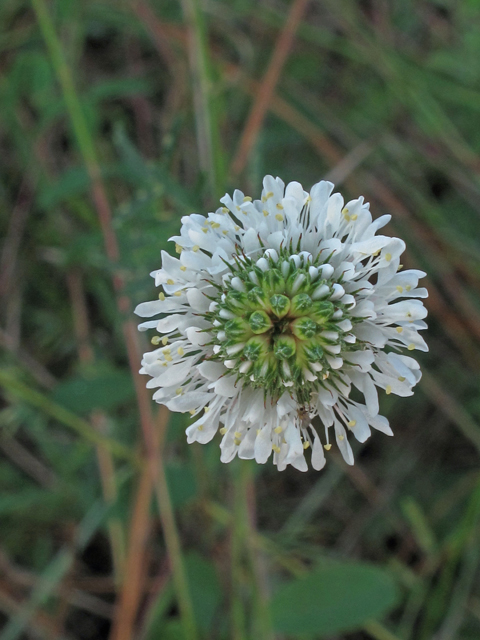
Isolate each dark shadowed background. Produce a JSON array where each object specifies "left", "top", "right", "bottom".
[{"left": 1, "top": 1, "right": 480, "bottom": 639}]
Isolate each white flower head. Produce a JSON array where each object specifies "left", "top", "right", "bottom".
[{"left": 135, "top": 176, "right": 428, "bottom": 472}]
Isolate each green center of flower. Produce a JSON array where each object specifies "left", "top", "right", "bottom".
[{"left": 207, "top": 249, "right": 360, "bottom": 402}]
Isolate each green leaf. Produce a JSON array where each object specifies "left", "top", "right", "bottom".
[
  {"left": 185, "top": 553, "right": 222, "bottom": 632},
  {"left": 165, "top": 463, "right": 197, "bottom": 509},
  {"left": 52, "top": 368, "right": 135, "bottom": 414},
  {"left": 270, "top": 559, "right": 399, "bottom": 637}
]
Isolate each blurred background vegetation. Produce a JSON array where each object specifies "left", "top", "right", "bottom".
[{"left": 1, "top": 0, "right": 480, "bottom": 639}]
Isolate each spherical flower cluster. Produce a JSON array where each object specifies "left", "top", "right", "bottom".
[{"left": 135, "top": 176, "right": 428, "bottom": 471}]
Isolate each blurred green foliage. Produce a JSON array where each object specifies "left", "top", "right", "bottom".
[{"left": 1, "top": 0, "right": 480, "bottom": 639}]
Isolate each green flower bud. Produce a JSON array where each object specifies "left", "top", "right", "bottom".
[
  {"left": 291, "top": 317, "right": 318, "bottom": 340},
  {"left": 290, "top": 293, "right": 313, "bottom": 316},
  {"left": 224, "top": 317, "right": 252, "bottom": 339},
  {"left": 270, "top": 294, "right": 291, "bottom": 319},
  {"left": 225, "top": 291, "right": 247, "bottom": 312},
  {"left": 243, "top": 335, "right": 269, "bottom": 361},
  {"left": 247, "top": 286, "right": 268, "bottom": 308},
  {"left": 263, "top": 269, "right": 286, "bottom": 294},
  {"left": 311, "top": 301, "right": 335, "bottom": 324},
  {"left": 274, "top": 335, "right": 297, "bottom": 360},
  {"left": 301, "top": 339, "right": 324, "bottom": 362},
  {"left": 249, "top": 310, "right": 273, "bottom": 334}
]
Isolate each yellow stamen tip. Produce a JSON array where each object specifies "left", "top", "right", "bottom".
[
  {"left": 174, "top": 291, "right": 182, "bottom": 297},
  {"left": 177, "top": 347, "right": 184, "bottom": 356},
  {"left": 396, "top": 285, "right": 403, "bottom": 293},
  {"left": 350, "top": 214, "right": 358, "bottom": 220},
  {"left": 324, "top": 443, "right": 332, "bottom": 451},
  {"left": 192, "top": 245, "right": 199, "bottom": 252},
  {"left": 167, "top": 279, "right": 175, "bottom": 285},
  {"left": 275, "top": 214, "right": 284, "bottom": 221},
  {"left": 162, "top": 336, "right": 169, "bottom": 345},
  {"left": 276, "top": 203, "right": 284, "bottom": 210},
  {"left": 386, "top": 384, "right": 392, "bottom": 395},
  {"left": 175, "top": 244, "right": 183, "bottom": 254},
  {"left": 180, "top": 265, "right": 187, "bottom": 271},
  {"left": 338, "top": 435, "right": 344, "bottom": 441},
  {"left": 243, "top": 196, "right": 252, "bottom": 202},
  {"left": 303, "top": 441, "right": 310, "bottom": 449},
  {"left": 263, "top": 209, "right": 269, "bottom": 217},
  {"left": 347, "top": 420, "right": 356, "bottom": 427},
  {"left": 175, "top": 388, "right": 183, "bottom": 395},
  {"left": 274, "top": 426, "right": 283, "bottom": 434},
  {"left": 234, "top": 438, "right": 241, "bottom": 446},
  {"left": 398, "top": 376, "right": 406, "bottom": 382},
  {"left": 204, "top": 407, "right": 210, "bottom": 413},
  {"left": 385, "top": 253, "right": 392, "bottom": 262},
  {"left": 158, "top": 292, "right": 165, "bottom": 301},
  {"left": 272, "top": 444, "right": 281, "bottom": 454},
  {"left": 219, "top": 427, "right": 227, "bottom": 435},
  {"left": 396, "top": 327, "right": 403, "bottom": 333},
  {"left": 198, "top": 425, "right": 204, "bottom": 431},
  {"left": 408, "top": 343, "right": 415, "bottom": 351},
  {"left": 151, "top": 336, "right": 161, "bottom": 345}
]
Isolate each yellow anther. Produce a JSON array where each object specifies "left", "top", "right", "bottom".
[
  {"left": 222, "top": 207, "right": 229, "bottom": 214},
  {"left": 162, "top": 336, "right": 169, "bottom": 345},
  {"left": 338, "top": 435, "right": 344, "bottom": 441},
  {"left": 386, "top": 385, "right": 392, "bottom": 395},
  {"left": 204, "top": 407, "right": 210, "bottom": 413},
  {"left": 162, "top": 362, "right": 168, "bottom": 367},
  {"left": 158, "top": 292, "right": 165, "bottom": 301},
  {"left": 234, "top": 431, "right": 242, "bottom": 439},
  {"left": 220, "top": 427, "right": 227, "bottom": 435},
  {"left": 222, "top": 229, "right": 229, "bottom": 235},
  {"left": 256, "top": 428, "right": 261, "bottom": 435},
  {"left": 234, "top": 225, "right": 240, "bottom": 231},
  {"left": 303, "top": 441, "right": 310, "bottom": 450},
  {"left": 164, "top": 354, "right": 173, "bottom": 362},
  {"left": 398, "top": 376, "right": 406, "bottom": 382},
  {"left": 275, "top": 214, "right": 284, "bottom": 221},
  {"left": 175, "top": 388, "right": 183, "bottom": 395},
  {"left": 350, "top": 214, "right": 358, "bottom": 221},
  {"left": 163, "top": 348, "right": 171, "bottom": 355},
  {"left": 167, "top": 279, "right": 175, "bottom": 285},
  {"left": 263, "top": 209, "right": 269, "bottom": 217},
  {"left": 151, "top": 336, "right": 161, "bottom": 345},
  {"left": 396, "top": 327, "right": 403, "bottom": 333},
  {"left": 347, "top": 420, "right": 356, "bottom": 428},
  {"left": 174, "top": 291, "right": 182, "bottom": 297},
  {"left": 265, "top": 191, "right": 274, "bottom": 199},
  {"left": 396, "top": 285, "right": 403, "bottom": 293},
  {"left": 175, "top": 244, "right": 183, "bottom": 254},
  {"left": 189, "top": 409, "right": 196, "bottom": 415},
  {"left": 398, "top": 264, "right": 403, "bottom": 270},
  {"left": 324, "top": 443, "right": 332, "bottom": 451},
  {"left": 276, "top": 203, "right": 284, "bottom": 210},
  {"left": 405, "top": 285, "right": 411, "bottom": 291},
  {"left": 180, "top": 265, "right": 187, "bottom": 271},
  {"left": 198, "top": 425, "right": 204, "bottom": 431},
  {"left": 202, "top": 227, "right": 208, "bottom": 234},
  {"left": 234, "top": 438, "right": 241, "bottom": 446},
  {"left": 236, "top": 205, "right": 241, "bottom": 211},
  {"left": 272, "top": 444, "right": 281, "bottom": 454},
  {"left": 192, "top": 245, "right": 199, "bottom": 252},
  {"left": 342, "top": 207, "right": 349, "bottom": 215},
  {"left": 373, "top": 250, "right": 381, "bottom": 257},
  {"left": 274, "top": 425, "right": 283, "bottom": 434},
  {"left": 211, "top": 222, "right": 221, "bottom": 229},
  {"left": 243, "top": 196, "right": 252, "bottom": 202},
  {"left": 408, "top": 343, "right": 415, "bottom": 351},
  {"left": 385, "top": 253, "right": 392, "bottom": 262},
  {"left": 177, "top": 347, "right": 184, "bottom": 356}
]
